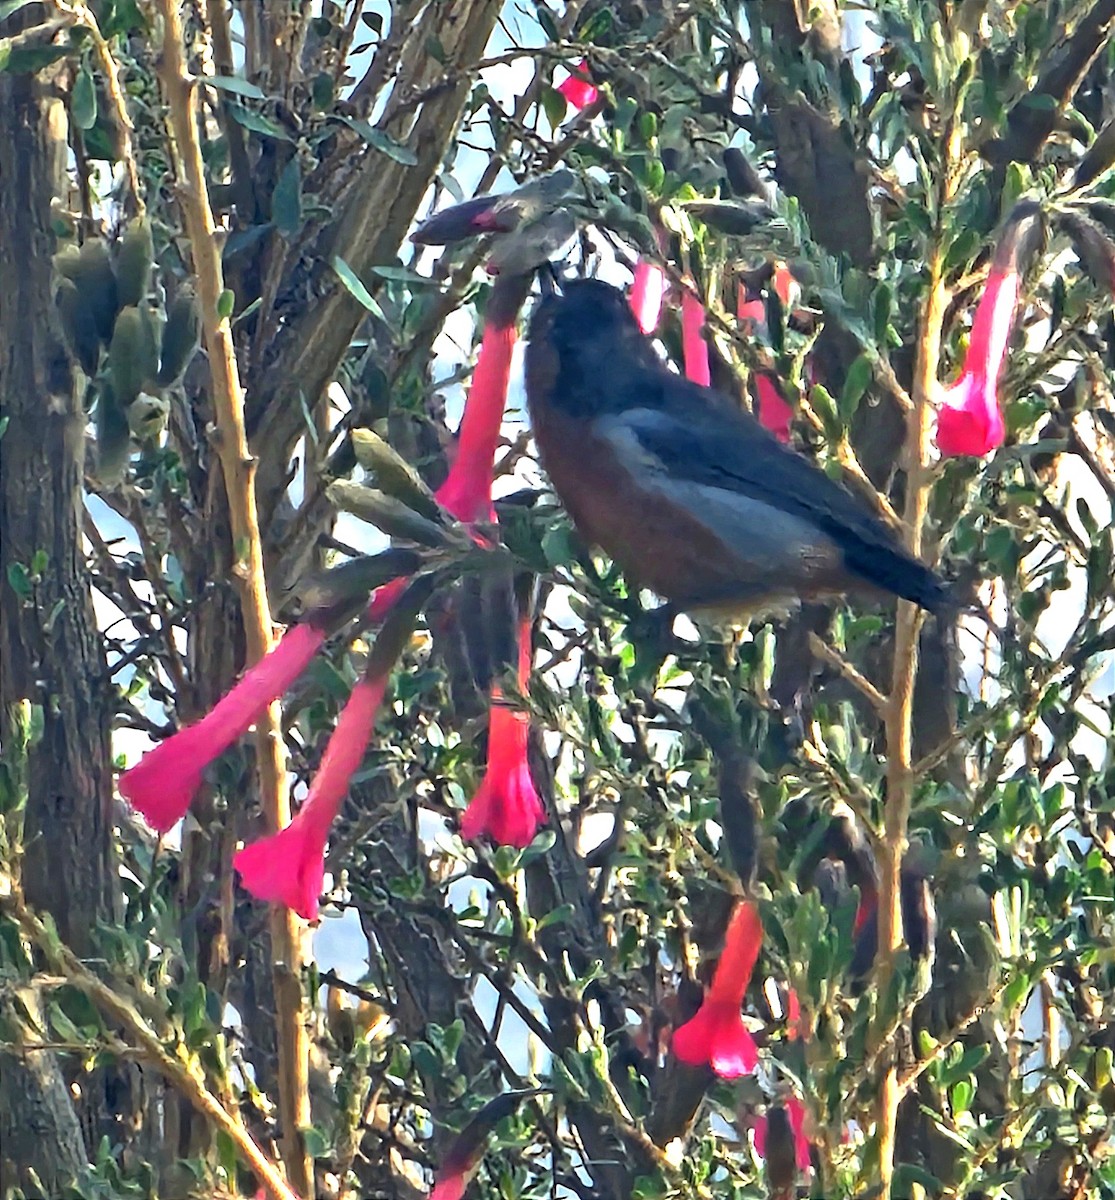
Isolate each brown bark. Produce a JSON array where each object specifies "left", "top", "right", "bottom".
[
  {"left": 0, "top": 990, "right": 89, "bottom": 1196},
  {"left": 0, "top": 52, "right": 124, "bottom": 1182}
]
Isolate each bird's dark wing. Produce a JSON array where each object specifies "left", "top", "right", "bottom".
[{"left": 604, "top": 384, "right": 951, "bottom": 612}]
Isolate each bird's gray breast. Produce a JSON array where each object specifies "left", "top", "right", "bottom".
[{"left": 597, "top": 417, "right": 843, "bottom": 590}]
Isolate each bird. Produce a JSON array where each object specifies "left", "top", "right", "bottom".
[{"left": 525, "top": 278, "right": 953, "bottom": 620}]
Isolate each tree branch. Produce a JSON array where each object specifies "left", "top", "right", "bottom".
[{"left": 151, "top": 3, "right": 311, "bottom": 1192}]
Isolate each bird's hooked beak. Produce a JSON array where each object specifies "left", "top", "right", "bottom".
[{"left": 538, "top": 260, "right": 563, "bottom": 297}]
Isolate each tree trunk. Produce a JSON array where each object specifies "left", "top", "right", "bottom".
[{"left": 0, "top": 52, "right": 126, "bottom": 1180}]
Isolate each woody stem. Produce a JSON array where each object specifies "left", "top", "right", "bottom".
[
  {"left": 152, "top": 3, "right": 311, "bottom": 1194},
  {"left": 875, "top": 119, "right": 959, "bottom": 1196}
]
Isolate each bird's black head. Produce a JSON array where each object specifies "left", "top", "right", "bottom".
[{"left": 528, "top": 277, "right": 654, "bottom": 367}]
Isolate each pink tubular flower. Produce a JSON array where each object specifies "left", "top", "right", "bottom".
[
  {"left": 429, "top": 1178, "right": 467, "bottom": 1200},
  {"left": 682, "top": 290, "right": 711, "bottom": 386},
  {"left": 630, "top": 258, "right": 666, "bottom": 334},
  {"left": 755, "top": 375, "right": 793, "bottom": 444},
  {"left": 234, "top": 671, "right": 389, "bottom": 920},
  {"left": 753, "top": 1096, "right": 811, "bottom": 1173},
  {"left": 367, "top": 313, "right": 517, "bottom": 625},
  {"left": 671, "top": 900, "right": 762, "bottom": 1078},
  {"left": 461, "top": 620, "right": 545, "bottom": 848},
  {"left": 737, "top": 280, "right": 793, "bottom": 443},
  {"left": 119, "top": 622, "right": 326, "bottom": 834},
  {"left": 435, "top": 318, "right": 517, "bottom": 524},
  {"left": 556, "top": 59, "right": 598, "bottom": 111},
  {"left": 936, "top": 267, "right": 1019, "bottom": 457}
]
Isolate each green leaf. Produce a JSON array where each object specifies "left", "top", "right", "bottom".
[
  {"left": 301, "top": 1125, "right": 332, "bottom": 1159},
  {"left": 839, "top": 353, "right": 873, "bottom": 422},
  {"left": 540, "top": 84, "right": 568, "bottom": 130},
  {"left": 950, "top": 1078, "right": 974, "bottom": 1114},
  {"left": 537, "top": 7, "right": 559, "bottom": 40},
  {"left": 5, "top": 43, "right": 70, "bottom": 74},
  {"left": 225, "top": 103, "right": 292, "bottom": 141},
  {"left": 336, "top": 116, "right": 418, "bottom": 164},
  {"left": 7, "top": 562, "right": 32, "bottom": 600},
  {"left": 0, "top": 0, "right": 38, "bottom": 17},
  {"left": 217, "top": 289, "right": 235, "bottom": 319},
  {"left": 310, "top": 70, "right": 334, "bottom": 110},
  {"left": 892, "top": 1164, "right": 943, "bottom": 1194},
  {"left": 368, "top": 264, "right": 431, "bottom": 287},
  {"left": 809, "top": 382, "right": 842, "bottom": 441},
  {"left": 272, "top": 158, "right": 302, "bottom": 237},
  {"left": 940, "top": 1043, "right": 990, "bottom": 1085},
  {"left": 204, "top": 74, "right": 266, "bottom": 100},
  {"left": 72, "top": 63, "right": 97, "bottom": 130},
  {"left": 537, "top": 903, "right": 576, "bottom": 930},
  {"left": 331, "top": 256, "right": 385, "bottom": 319}
]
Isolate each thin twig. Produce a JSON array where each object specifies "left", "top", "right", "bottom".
[
  {"left": 151, "top": 2, "right": 311, "bottom": 1193},
  {"left": 1, "top": 888, "right": 301, "bottom": 1200},
  {"left": 808, "top": 632, "right": 889, "bottom": 715},
  {"left": 49, "top": 0, "right": 143, "bottom": 214}
]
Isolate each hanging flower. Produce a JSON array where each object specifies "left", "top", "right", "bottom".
[
  {"left": 755, "top": 374, "right": 793, "bottom": 444},
  {"left": 118, "top": 622, "right": 326, "bottom": 834},
  {"left": 681, "top": 289, "right": 712, "bottom": 386},
  {"left": 671, "top": 900, "right": 763, "bottom": 1078},
  {"left": 367, "top": 308, "right": 519, "bottom": 625},
  {"left": 671, "top": 994, "right": 759, "bottom": 1077},
  {"left": 630, "top": 257, "right": 667, "bottom": 335},
  {"left": 556, "top": 59, "right": 598, "bottom": 111},
  {"left": 234, "top": 671, "right": 389, "bottom": 921},
  {"left": 432, "top": 318, "right": 517, "bottom": 524},
  {"left": 428, "top": 1093, "right": 526, "bottom": 1200},
  {"left": 935, "top": 266, "right": 1019, "bottom": 457},
  {"left": 461, "top": 620, "right": 545, "bottom": 848},
  {"left": 737, "top": 278, "right": 794, "bottom": 443},
  {"left": 753, "top": 1096, "right": 811, "bottom": 1173}
]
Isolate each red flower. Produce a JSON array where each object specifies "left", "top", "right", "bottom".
[
  {"left": 755, "top": 374, "right": 793, "bottom": 444},
  {"left": 681, "top": 290, "right": 711, "bottom": 386},
  {"left": 784, "top": 985, "right": 801, "bottom": 1040},
  {"left": 936, "top": 267, "right": 1019, "bottom": 457},
  {"left": 429, "top": 1176, "right": 467, "bottom": 1200},
  {"left": 737, "top": 280, "right": 793, "bottom": 443},
  {"left": 671, "top": 996, "right": 759, "bottom": 1077},
  {"left": 630, "top": 258, "right": 666, "bottom": 334},
  {"left": 556, "top": 60, "right": 598, "bottom": 112},
  {"left": 461, "top": 621, "right": 545, "bottom": 848},
  {"left": 854, "top": 880, "right": 878, "bottom": 935},
  {"left": 753, "top": 1095, "right": 811, "bottom": 1173},
  {"left": 234, "top": 671, "right": 389, "bottom": 920},
  {"left": 367, "top": 312, "right": 518, "bottom": 624},
  {"left": 671, "top": 900, "right": 763, "bottom": 1078},
  {"left": 118, "top": 622, "right": 326, "bottom": 833}
]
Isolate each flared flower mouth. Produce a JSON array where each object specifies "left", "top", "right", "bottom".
[
  {"left": 556, "top": 60, "right": 598, "bottom": 111},
  {"left": 234, "top": 672, "right": 388, "bottom": 920},
  {"left": 119, "top": 622, "right": 326, "bottom": 833},
  {"left": 671, "top": 998, "right": 759, "bottom": 1078},
  {"left": 460, "top": 698, "right": 545, "bottom": 849},
  {"left": 936, "top": 267, "right": 1019, "bottom": 458},
  {"left": 234, "top": 817, "right": 329, "bottom": 922},
  {"left": 670, "top": 900, "right": 763, "bottom": 1078},
  {"left": 935, "top": 370, "right": 1006, "bottom": 457},
  {"left": 753, "top": 1095, "right": 811, "bottom": 1172}
]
